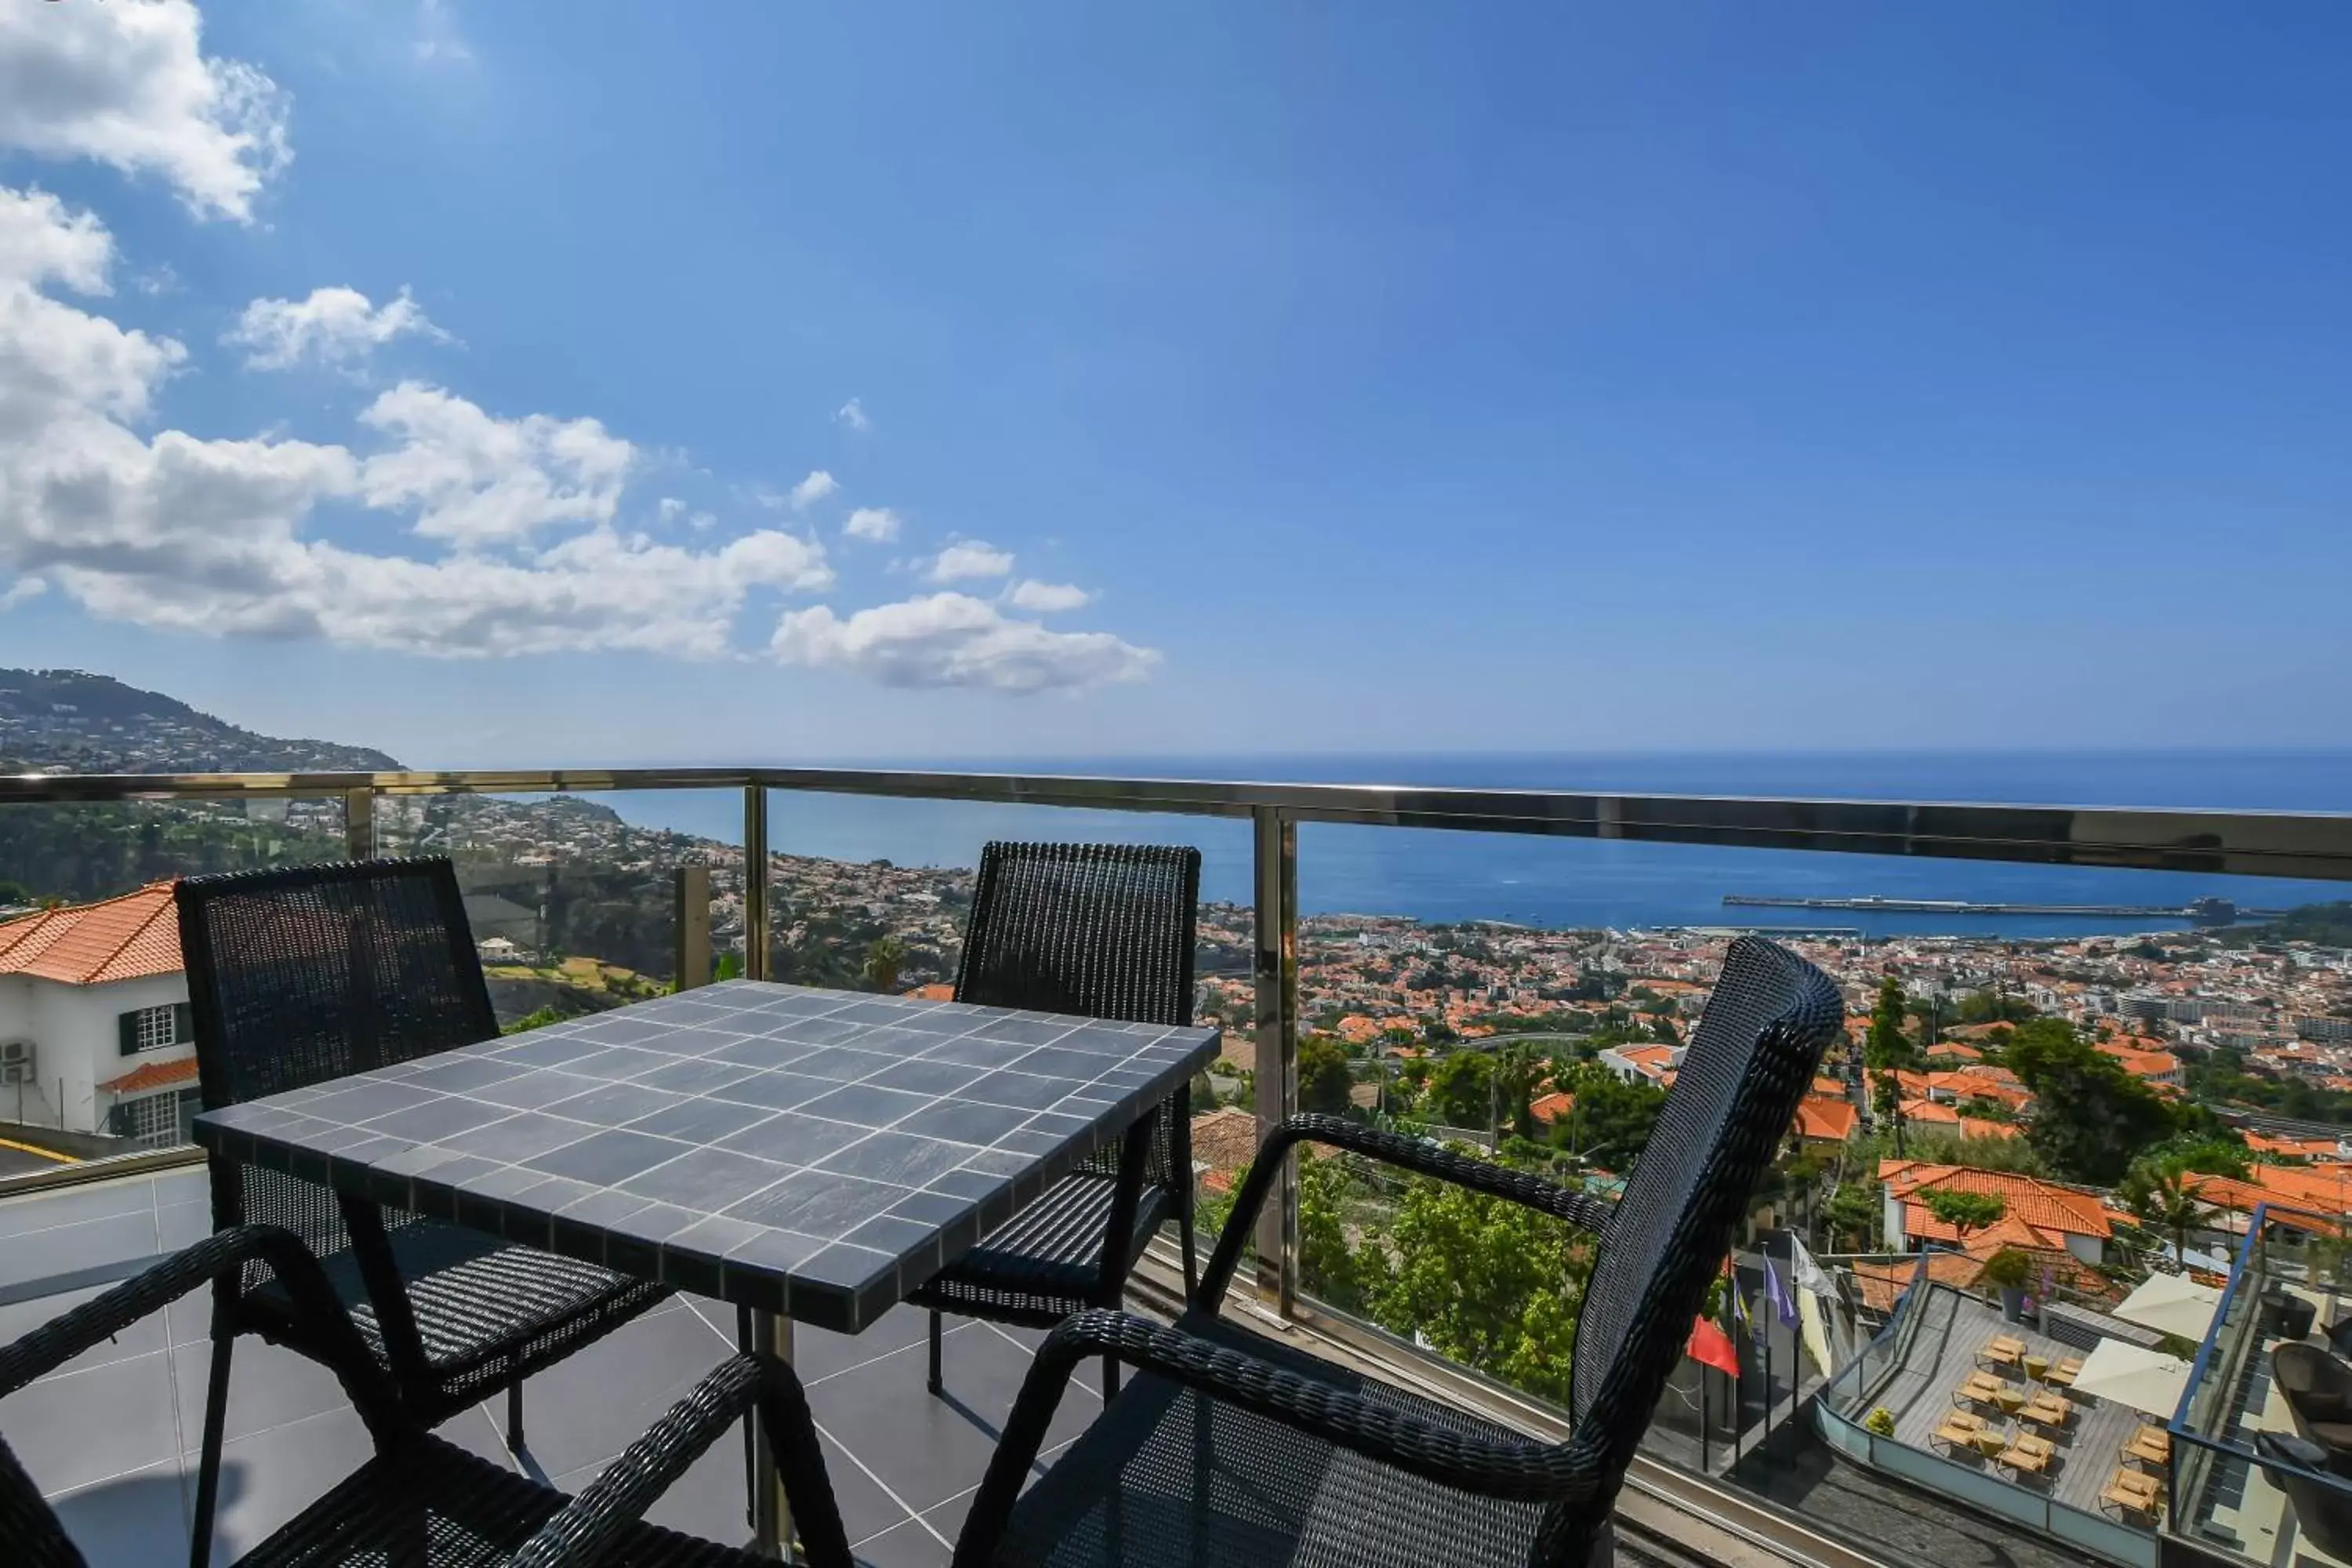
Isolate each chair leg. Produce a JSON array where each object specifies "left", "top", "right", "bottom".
[
  {"left": 190, "top": 1329, "right": 234, "bottom": 1568},
  {"left": 927, "top": 1308, "right": 944, "bottom": 1396},
  {"left": 737, "top": 1305, "right": 756, "bottom": 1530},
  {"left": 506, "top": 1377, "right": 524, "bottom": 1453},
  {"left": 1179, "top": 1205, "right": 1200, "bottom": 1301},
  {"left": 1103, "top": 1353, "right": 1120, "bottom": 1402}
]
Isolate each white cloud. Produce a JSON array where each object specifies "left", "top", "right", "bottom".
[
  {"left": 789, "top": 469, "right": 837, "bottom": 510},
  {"left": 0, "top": 186, "right": 837, "bottom": 660},
  {"left": 927, "top": 540, "right": 1014, "bottom": 583},
  {"left": 772, "top": 593, "right": 1157, "bottom": 692},
  {"left": 844, "top": 506, "right": 902, "bottom": 543},
  {"left": 0, "top": 0, "right": 289, "bottom": 222},
  {"left": 0, "top": 576, "right": 46, "bottom": 611},
  {"left": 835, "top": 397, "right": 870, "bottom": 434},
  {"left": 226, "top": 285, "right": 448, "bottom": 371},
  {"left": 356, "top": 381, "right": 637, "bottom": 546},
  {"left": 1005, "top": 579, "right": 1091, "bottom": 613}
]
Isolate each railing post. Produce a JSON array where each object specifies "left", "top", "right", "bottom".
[
  {"left": 1251, "top": 805, "right": 1298, "bottom": 1316},
  {"left": 673, "top": 865, "right": 713, "bottom": 990},
  {"left": 742, "top": 786, "right": 770, "bottom": 982},
  {"left": 343, "top": 788, "right": 373, "bottom": 859}
]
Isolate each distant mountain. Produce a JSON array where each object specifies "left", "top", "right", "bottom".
[{"left": 0, "top": 669, "right": 401, "bottom": 774}]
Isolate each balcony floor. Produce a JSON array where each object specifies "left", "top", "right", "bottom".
[{"left": 0, "top": 1168, "right": 1102, "bottom": 1566}]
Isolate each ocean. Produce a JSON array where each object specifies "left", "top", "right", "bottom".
[{"left": 593, "top": 751, "right": 2352, "bottom": 939}]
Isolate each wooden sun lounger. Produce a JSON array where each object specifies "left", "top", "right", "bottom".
[{"left": 2103, "top": 1469, "right": 2162, "bottom": 1520}]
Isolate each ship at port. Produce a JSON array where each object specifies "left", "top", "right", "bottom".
[{"left": 1720, "top": 893, "right": 2285, "bottom": 926}]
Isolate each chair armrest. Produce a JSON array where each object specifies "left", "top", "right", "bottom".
[
  {"left": 953, "top": 1308, "right": 1595, "bottom": 1567},
  {"left": 510, "top": 1353, "right": 852, "bottom": 1568},
  {"left": 0, "top": 1224, "right": 399, "bottom": 1436},
  {"left": 1198, "top": 1112, "right": 1612, "bottom": 1312}
]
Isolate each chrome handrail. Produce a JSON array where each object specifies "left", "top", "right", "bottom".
[{"left": 1, "top": 764, "right": 2347, "bottom": 877}]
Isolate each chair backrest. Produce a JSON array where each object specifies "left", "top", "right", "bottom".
[
  {"left": 953, "top": 842, "right": 1200, "bottom": 1027},
  {"left": 1559, "top": 937, "right": 1841, "bottom": 1481},
  {"left": 176, "top": 858, "right": 498, "bottom": 1269},
  {"left": 2259, "top": 1432, "right": 2352, "bottom": 1558},
  {"left": 0, "top": 1435, "right": 80, "bottom": 1567}
]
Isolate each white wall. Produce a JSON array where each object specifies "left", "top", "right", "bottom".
[
  {"left": 2063, "top": 1232, "right": 2104, "bottom": 1266},
  {"left": 1, "top": 972, "right": 191, "bottom": 1135}
]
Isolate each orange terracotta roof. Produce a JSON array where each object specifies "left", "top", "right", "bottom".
[
  {"left": 1794, "top": 1095, "right": 1859, "bottom": 1142},
  {"left": 1530, "top": 1091, "right": 1576, "bottom": 1125},
  {"left": 1811, "top": 1076, "right": 1847, "bottom": 1097},
  {"left": 1901, "top": 1097, "right": 1961, "bottom": 1125},
  {"left": 98, "top": 1055, "right": 199, "bottom": 1094},
  {"left": 1926, "top": 1042, "right": 1984, "bottom": 1062},
  {"left": 0, "top": 882, "right": 181, "bottom": 985},
  {"left": 1191, "top": 1109, "right": 1263, "bottom": 1176},
  {"left": 1887, "top": 1163, "right": 2113, "bottom": 1242}
]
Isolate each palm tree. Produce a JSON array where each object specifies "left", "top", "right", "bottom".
[{"left": 2124, "top": 1163, "right": 2213, "bottom": 1263}]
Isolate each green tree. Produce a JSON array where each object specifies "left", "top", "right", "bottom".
[
  {"left": 1369, "top": 1161, "right": 1591, "bottom": 1405},
  {"left": 1822, "top": 1181, "right": 1880, "bottom": 1250},
  {"left": 1551, "top": 1063, "right": 1668, "bottom": 1171},
  {"left": 2120, "top": 1160, "right": 2216, "bottom": 1261},
  {"left": 858, "top": 935, "right": 906, "bottom": 993},
  {"left": 1923, "top": 1189, "right": 2007, "bottom": 1245},
  {"left": 1492, "top": 1044, "right": 1548, "bottom": 1139},
  {"left": 1298, "top": 1033, "right": 1356, "bottom": 1119},
  {"left": 2005, "top": 1018, "right": 2177, "bottom": 1185},
  {"left": 1864, "top": 977, "right": 1918, "bottom": 1156},
  {"left": 1425, "top": 1051, "right": 1496, "bottom": 1131}
]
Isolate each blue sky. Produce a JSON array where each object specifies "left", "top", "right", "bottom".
[{"left": 1, "top": 2, "right": 2346, "bottom": 767}]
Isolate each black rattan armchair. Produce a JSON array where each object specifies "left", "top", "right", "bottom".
[
  {"left": 949, "top": 935, "right": 1842, "bottom": 1568},
  {"left": 176, "top": 858, "right": 673, "bottom": 1564},
  {"left": 909, "top": 841, "right": 1203, "bottom": 1400},
  {"left": 0, "top": 1225, "right": 851, "bottom": 1568}
]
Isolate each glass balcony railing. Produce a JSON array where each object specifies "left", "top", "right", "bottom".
[{"left": 0, "top": 764, "right": 2348, "bottom": 1568}]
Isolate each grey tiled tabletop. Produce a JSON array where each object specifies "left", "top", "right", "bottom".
[{"left": 191, "top": 982, "right": 1218, "bottom": 1334}]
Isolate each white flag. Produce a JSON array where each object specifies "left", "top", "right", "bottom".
[{"left": 1789, "top": 1236, "right": 1835, "bottom": 1298}]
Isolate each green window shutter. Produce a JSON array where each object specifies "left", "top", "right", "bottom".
[
  {"left": 172, "top": 1003, "right": 193, "bottom": 1044},
  {"left": 118, "top": 1011, "right": 140, "bottom": 1055}
]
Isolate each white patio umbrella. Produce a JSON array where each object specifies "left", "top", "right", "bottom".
[
  {"left": 2114, "top": 1272, "right": 2224, "bottom": 1342},
  {"left": 2071, "top": 1339, "right": 2194, "bottom": 1419}
]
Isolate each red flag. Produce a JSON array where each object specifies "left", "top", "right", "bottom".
[{"left": 1687, "top": 1316, "right": 1740, "bottom": 1377}]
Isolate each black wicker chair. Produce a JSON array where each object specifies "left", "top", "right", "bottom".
[
  {"left": 0, "top": 1225, "right": 851, "bottom": 1568},
  {"left": 176, "top": 858, "right": 673, "bottom": 1566},
  {"left": 948, "top": 935, "right": 1842, "bottom": 1568},
  {"left": 909, "top": 841, "right": 1203, "bottom": 1401}
]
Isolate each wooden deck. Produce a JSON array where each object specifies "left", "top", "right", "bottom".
[{"left": 1864, "top": 1286, "right": 2162, "bottom": 1524}]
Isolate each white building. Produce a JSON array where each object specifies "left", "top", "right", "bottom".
[{"left": 0, "top": 882, "right": 197, "bottom": 1148}]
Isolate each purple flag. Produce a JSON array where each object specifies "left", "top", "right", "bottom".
[{"left": 1765, "top": 1258, "right": 1799, "bottom": 1329}]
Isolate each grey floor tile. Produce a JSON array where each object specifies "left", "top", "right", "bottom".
[
  {"left": 151, "top": 1170, "right": 209, "bottom": 1208},
  {"left": 814, "top": 1356, "right": 1019, "bottom": 1516},
  {"left": 852, "top": 1515, "right": 953, "bottom": 1568},
  {"left": 171, "top": 1331, "right": 357, "bottom": 1450},
  {"left": 45, "top": 1457, "right": 191, "bottom": 1568},
  {"left": 0, "top": 1179, "right": 156, "bottom": 1242},
  {"left": 506, "top": 1303, "right": 733, "bottom": 1477},
  {"left": 0, "top": 1348, "right": 180, "bottom": 1496},
  {"left": 202, "top": 1404, "right": 379, "bottom": 1563},
  {"left": 0, "top": 1211, "right": 162, "bottom": 1291},
  {"left": 0, "top": 1280, "right": 169, "bottom": 1380},
  {"left": 810, "top": 1426, "right": 931, "bottom": 1548},
  {"left": 156, "top": 1200, "right": 215, "bottom": 1252},
  {"left": 431, "top": 1399, "right": 524, "bottom": 1472}
]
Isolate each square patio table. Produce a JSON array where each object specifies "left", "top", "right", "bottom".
[{"left": 191, "top": 979, "right": 1221, "bottom": 1558}]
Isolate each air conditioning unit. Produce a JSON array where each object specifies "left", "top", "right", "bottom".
[{"left": 0, "top": 1040, "right": 31, "bottom": 1084}]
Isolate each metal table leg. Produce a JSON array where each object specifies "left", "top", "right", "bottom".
[{"left": 750, "top": 1309, "right": 795, "bottom": 1560}]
